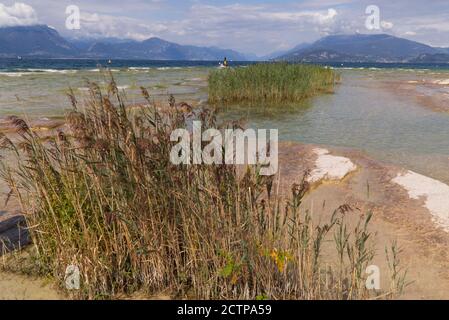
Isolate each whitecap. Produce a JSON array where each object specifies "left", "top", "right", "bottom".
[
  {"left": 129, "top": 67, "right": 151, "bottom": 71},
  {"left": 22, "top": 68, "right": 77, "bottom": 74},
  {"left": 0, "top": 72, "right": 24, "bottom": 77},
  {"left": 157, "top": 67, "right": 182, "bottom": 70}
]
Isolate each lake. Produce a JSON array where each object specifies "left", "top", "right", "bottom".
[{"left": 1, "top": 59, "right": 449, "bottom": 183}]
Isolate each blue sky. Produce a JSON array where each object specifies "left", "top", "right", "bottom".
[{"left": 0, "top": 0, "right": 448, "bottom": 55}]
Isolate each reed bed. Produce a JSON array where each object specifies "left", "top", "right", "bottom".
[
  {"left": 208, "top": 62, "right": 338, "bottom": 104},
  {"left": 0, "top": 78, "right": 403, "bottom": 299}
]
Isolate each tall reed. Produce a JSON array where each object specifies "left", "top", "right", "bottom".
[
  {"left": 208, "top": 62, "right": 338, "bottom": 104},
  {"left": 0, "top": 78, "right": 402, "bottom": 299}
]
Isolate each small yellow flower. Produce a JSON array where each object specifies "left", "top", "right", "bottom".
[{"left": 269, "top": 249, "right": 291, "bottom": 273}]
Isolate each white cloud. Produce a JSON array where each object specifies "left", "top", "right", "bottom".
[
  {"left": 0, "top": 2, "right": 38, "bottom": 27},
  {"left": 381, "top": 20, "right": 394, "bottom": 30},
  {"left": 13, "top": 0, "right": 448, "bottom": 54},
  {"left": 382, "top": 12, "right": 449, "bottom": 47},
  {"left": 65, "top": 3, "right": 341, "bottom": 53},
  {"left": 254, "top": 8, "right": 338, "bottom": 26},
  {"left": 70, "top": 11, "right": 167, "bottom": 40},
  {"left": 160, "top": 4, "right": 341, "bottom": 49},
  {"left": 185, "top": 4, "right": 338, "bottom": 27}
]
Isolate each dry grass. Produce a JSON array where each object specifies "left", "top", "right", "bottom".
[{"left": 0, "top": 77, "right": 404, "bottom": 299}]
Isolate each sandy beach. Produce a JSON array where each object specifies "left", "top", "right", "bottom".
[
  {"left": 3, "top": 138, "right": 449, "bottom": 299},
  {"left": 382, "top": 75, "right": 449, "bottom": 113}
]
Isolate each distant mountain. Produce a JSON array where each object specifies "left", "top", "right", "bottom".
[
  {"left": 3, "top": 26, "right": 447, "bottom": 63},
  {"left": 410, "top": 53, "right": 449, "bottom": 63},
  {"left": 0, "top": 25, "right": 79, "bottom": 57},
  {"left": 259, "top": 51, "right": 285, "bottom": 61},
  {"left": 278, "top": 34, "right": 447, "bottom": 63},
  {"left": 85, "top": 37, "right": 246, "bottom": 60},
  {"left": 241, "top": 52, "right": 261, "bottom": 61},
  {"left": 69, "top": 37, "right": 132, "bottom": 51},
  {"left": 260, "top": 43, "right": 311, "bottom": 61},
  {"left": 437, "top": 47, "right": 449, "bottom": 54},
  {"left": 0, "top": 25, "right": 247, "bottom": 61},
  {"left": 283, "top": 49, "right": 360, "bottom": 63}
]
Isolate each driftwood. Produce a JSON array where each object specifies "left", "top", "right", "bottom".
[{"left": 0, "top": 214, "right": 30, "bottom": 255}]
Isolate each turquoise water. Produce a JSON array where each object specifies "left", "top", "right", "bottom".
[{"left": 220, "top": 70, "right": 449, "bottom": 183}]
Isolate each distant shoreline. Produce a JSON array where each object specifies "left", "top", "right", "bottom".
[{"left": 0, "top": 59, "right": 448, "bottom": 72}]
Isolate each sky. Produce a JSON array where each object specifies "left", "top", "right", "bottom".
[{"left": 0, "top": 0, "right": 448, "bottom": 56}]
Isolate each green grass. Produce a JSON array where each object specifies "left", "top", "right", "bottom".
[{"left": 208, "top": 62, "right": 338, "bottom": 104}]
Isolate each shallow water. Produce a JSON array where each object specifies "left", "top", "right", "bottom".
[
  {"left": 0, "top": 66, "right": 211, "bottom": 117},
  {"left": 1, "top": 61, "right": 449, "bottom": 183},
  {"left": 220, "top": 69, "right": 449, "bottom": 183}
]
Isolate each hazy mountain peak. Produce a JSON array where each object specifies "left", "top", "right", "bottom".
[
  {"left": 278, "top": 33, "right": 443, "bottom": 63},
  {"left": 0, "top": 25, "right": 78, "bottom": 57},
  {"left": 142, "top": 37, "right": 167, "bottom": 44},
  {"left": 0, "top": 24, "right": 247, "bottom": 60}
]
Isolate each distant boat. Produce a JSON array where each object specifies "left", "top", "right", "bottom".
[
  {"left": 17, "top": 56, "right": 22, "bottom": 60},
  {"left": 108, "top": 59, "right": 112, "bottom": 65}
]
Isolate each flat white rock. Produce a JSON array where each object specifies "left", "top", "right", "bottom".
[
  {"left": 392, "top": 170, "right": 449, "bottom": 231},
  {"left": 309, "top": 148, "right": 357, "bottom": 183}
]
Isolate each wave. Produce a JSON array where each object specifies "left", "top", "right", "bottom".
[
  {"left": 88, "top": 68, "right": 120, "bottom": 72},
  {"left": 334, "top": 67, "right": 378, "bottom": 70},
  {"left": 156, "top": 67, "right": 182, "bottom": 70},
  {"left": 0, "top": 72, "right": 26, "bottom": 77},
  {"left": 0, "top": 65, "right": 190, "bottom": 75},
  {"left": 15, "top": 68, "right": 78, "bottom": 74},
  {"left": 129, "top": 66, "right": 188, "bottom": 71},
  {"left": 24, "top": 68, "right": 77, "bottom": 74},
  {"left": 129, "top": 67, "right": 152, "bottom": 71},
  {"left": 78, "top": 85, "right": 129, "bottom": 91},
  {"left": 0, "top": 69, "right": 78, "bottom": 76}
]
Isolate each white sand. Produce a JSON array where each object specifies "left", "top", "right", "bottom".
[
  {"left": 309, "top": 148, "right": 357, "bottom": 183},
  {"left": 392, "top": 170, "right": 449, "bottom": 231}
]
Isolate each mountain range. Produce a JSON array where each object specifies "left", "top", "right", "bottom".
[
  {"left": 0, "top": 25, "right": 246, "bottom": 61},
  {"left": 278, "top": 34, "right": 449, "bottom": 63},
  {"left": 0, "top": 25, "right": 448, "bottom": 63},
  {"left": 0, "top": 25, "right": 76, "bottom": 57},
  {"left": 83, "top": 37, "right": 246, "bottom": 60}
]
